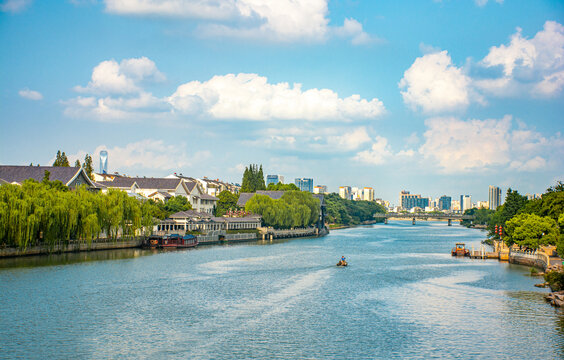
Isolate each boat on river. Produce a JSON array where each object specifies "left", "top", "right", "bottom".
[
  {"left": 144, "top": 234, "right": 198, "bottom": 249},
  {"left": 451, "top": 243, "right": 470, "bottom": 257},
  {"left": 336, "top": 260, "right": 348, "bottom": 267}
]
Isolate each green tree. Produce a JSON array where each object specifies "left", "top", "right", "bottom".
[
  {"left": 53, "top": 150, "right": 70, "bottom": 167},
  {"left": 505, "top": 213, "right": 560, "bottom": 249},
  {"left": 240, "top": 164, "right": 266, "bottom": 192},
  {"left": 266, "top": 183, "right": 300, "bottom": 191},
  {"left": 83, "top": 154, "right": 94, "bottom": 180},
  {"left": 214, "top": 190, "right": 240, "bottom": 216},
  {"left": 163, "top": 196, "right": 192, "bottom": 214},
  {"left": 489, "top": 188, "right": 528, "bottom": 236},
  {"left": 74, "top": 159, "right": 81, "bottom": 168}
]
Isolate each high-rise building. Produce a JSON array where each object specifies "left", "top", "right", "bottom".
[
  {"left": 339, "top": 186, "right": 351, "bottom": 200},
  {"left": 313, "top": 185, "right": 327, "bottom": 194},
  {"left": 477, "top": 201, "right": 489, "bottom": 209},
  {"left": 438, "top": 195, "right": 451, "bottom": 211},
  {"left": 399, "top": 190, "right": 429, "bottom": 210},
  {"left": 363, "top": 187, "right": 374, "bottom": 201},
  {"left": 460, "top": 195, "right": 472, "bottom": 213},
  {"left": 489, "top": 186, "right": 502, "bottom": 210},
  {"left": 266, "top": 174, "right": 284, "bottom": 186},
  {"left": 295, "top": 178, "right": 313, "bottom": 192},
  {"left": 99, "top": 150, "right": 108, "bottom": 174}
]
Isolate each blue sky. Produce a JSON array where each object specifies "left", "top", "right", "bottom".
[{"left": 1, "top": 0, "right": 563, "bottom": 205}]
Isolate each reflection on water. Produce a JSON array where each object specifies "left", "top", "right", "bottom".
[
  {"left": 0, "top": 248, "right": 154, "bottom": 269},
  {"left": 0, "top": 222, "right": 563, "bottom": 359}
]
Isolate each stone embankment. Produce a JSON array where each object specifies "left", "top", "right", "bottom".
[{"left": 0, "top": 238, "right": 144, "bottom": 258}]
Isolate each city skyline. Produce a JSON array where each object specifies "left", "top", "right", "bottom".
[{"left": 1, "top": 1, "right": 563, "bottom": 203}]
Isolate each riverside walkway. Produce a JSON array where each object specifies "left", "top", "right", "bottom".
[{"left": 373, "top": 213, "right": 475, "bottom": 225}]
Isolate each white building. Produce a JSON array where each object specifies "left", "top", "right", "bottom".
[
  {"left": 363, "top": 187, "right": 374, "bottom": 201},
  {"left": 339, "top": 186, "right": 351, "bottom": 200}
]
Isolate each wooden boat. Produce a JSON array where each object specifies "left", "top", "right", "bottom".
[
  {"left": 337, "top": 260, "right": 348, "bottom": 267},
  {"left": 145, "top": 235, "right": 162, "bottom": 248},
  {"left": 451, "top": 243, "right": 470, "bottom": 257},
  {"left": 160, "top": 234, "right": 198, "bottom": 248}
]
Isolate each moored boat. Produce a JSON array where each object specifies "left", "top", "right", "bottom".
[
  {"left": 451, "top": 243, "right": 470, "bottom": 256},
  {"left": 160, "top": 234, "right": 198, "bottom": 248}
]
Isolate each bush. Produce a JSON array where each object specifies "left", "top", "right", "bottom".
[{"left": 544, "top": 271, "right": 564, "bottom": 291}]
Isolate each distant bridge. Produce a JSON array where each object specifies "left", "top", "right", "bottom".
[{"left": 373, "top": 213, "right": 475, "bottom": 226}]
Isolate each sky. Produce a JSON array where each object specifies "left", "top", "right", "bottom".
[{"left": 1, "top": 0, "right": 563, "bottom": 205}]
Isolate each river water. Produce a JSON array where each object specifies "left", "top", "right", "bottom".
[{"left": 1, "top": 222, "right": 563, "bottom": 359}]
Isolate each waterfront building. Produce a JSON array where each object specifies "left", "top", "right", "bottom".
[
  {"left": 98, "top": 177, "right": 218, "bottom": 214},
  {"left": 489, "top": 185, "right": 502, "bottom": 210},
  {"left": 313, "top": 185, "right": 327, "bottom": 194},
  {"left": 339, "top": 186, "right": 352, "bottom": 200},
  {"left": 99, "top": 150, "right": 108, "bottom": 174},
  {"left": 295, "top": 178, "right": 313, "bottom": 192},
  {"left": 157, "top": 210, "right": 262, "bottom": 234},
  {"left": 438, "top": 195, "right": 451, "bottom": 211},
  {"left": 451, "top": 200, "right": 461, "bottom": 211},
  {"left": 399, "top": 190, "right": 429, "bottom": 210},
  {"left": 351, "top": 187, "right": 363, "bottom": 201},
  {"left": 267, "top": 174, "right": 284, "bottom": 186},
  {"left": 0, "top": 165, "right": 97, "bottom": 190},
  {"left": 460, "top": 195, "right": 472, "bottom": 213},
  {"left": 363, "top": 187, "right": 374, "bottom": 201}
]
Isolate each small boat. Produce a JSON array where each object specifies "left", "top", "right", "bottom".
[
  {"left": 451, "top": 243, "right": 470, "bottom": 257},
  {"left": 336, "top": 260, "right": 348, "bottom": 267},
  {"left": 144, "top": 235, "right": 162, "bottom": 248},
  {"left": 160, "top": 234, "right": 198, "bottom": 248}
]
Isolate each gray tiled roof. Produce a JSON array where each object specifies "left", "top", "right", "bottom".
[
  {"left": 198, "top": 193, "right": 219, "bottom": 201},
  {"left": 100, "top": 177, "right": 183, "bottom": 190},
  {"left": 0, "top": 166, "right": 86, "bottom": 186},
  {"left": 170, "top": 210, "right": 212, "bottom": 219}
]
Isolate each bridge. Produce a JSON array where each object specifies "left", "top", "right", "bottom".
[{"left": 373, "top": 213, "right": 475, "bottom": 226}]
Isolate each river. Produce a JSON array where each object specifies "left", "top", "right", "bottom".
[{"left": 1, "top": 221, "right": 563, "bottom": 359}]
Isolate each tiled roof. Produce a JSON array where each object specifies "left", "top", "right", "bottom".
[
  {"left": 0, "top": 166, "right": 89, "bottom": 186},
  {"left": 199, "top": 193, "right": 219, "bottom": 201},
  {"left": 170, "top": 210, "right": 212, "bottom": 219},
  {"left": 99, "top": 177, "right": 183, "bottom": 190}
]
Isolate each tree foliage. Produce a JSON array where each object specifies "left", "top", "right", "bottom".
[
  {"left": 83, "top": 154, "right": 94, "bottom": 180},
  {"left": 163, "top": 195, "right": 192, "bottom": 214},
  {"left": 240, "top": 164, "right": 266, "bottom": 193},
  {"left": 244, "top": 190, "right": 319, "bottom": 229},
  {"left": 505, "top": 213, "right": 559, "bottom": 249},
  {"left": 0, "top": 180, "right": 165, "bottom": 249},
  {"left": 461, "top": 208, "right": 494, "bottom": 226},
  {"left": 52, "top": 150, "right": 70, "bottom": 167},
  {"left": 266, "top": 183, "right": 299, "bottom": 191},
  {"left": 488, "top": 188, "right": 528, "bottom": 236},
  {"left": 214, "top": 190, "right": 240, "bottom": 216},
  {"left": 324, "top": 193, "right": 386, "bottom": 226}
]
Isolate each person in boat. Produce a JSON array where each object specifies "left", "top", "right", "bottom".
[{"left": 341, "top": 256, "right": 346, "bottom": 263}]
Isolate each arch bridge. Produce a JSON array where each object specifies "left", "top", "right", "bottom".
[{"left": 373, "top": 213, "right": 475, "bottom": 226}]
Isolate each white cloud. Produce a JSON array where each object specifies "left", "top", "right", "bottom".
[
  {"left": 479, "top": 21, "right": 564, "bottom": 97},
  {"left": 333, "top": 18, "right": 377, "bottom": 46},
  {"left": 327, "top": 127, "right": 371, "bottom": 151},
  {"left": 104, "top": 0, "right": 375, "bottom": 45},
  {"left": 399, "top": 51, "right": 471, "bottom": 113},
  {"left": 418, "top": 115, "right": 562, "bottom": 173},
  {"left": 67, "top": 139, "right": 193, "bottom": 173},
  {"left": 168, "top": 73, "right": 385, "bottom": 121},
  {"left": 75, "top": 57, "right": 165, "bottom": 95},
  {"left": 474, "top": 0, "right": 503, "bottom": 7},
  {"left": 1, "top": 0, "right": 32, "bottom": 13},
  {"left": 353, "top": 136, "right": 394, "bottom": 165},
  {"left": 18, "top": 88, "right": 43, "bottom": 100},
  {"left": 63, "top": 92, "right": 168, "bottom": 122}
]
